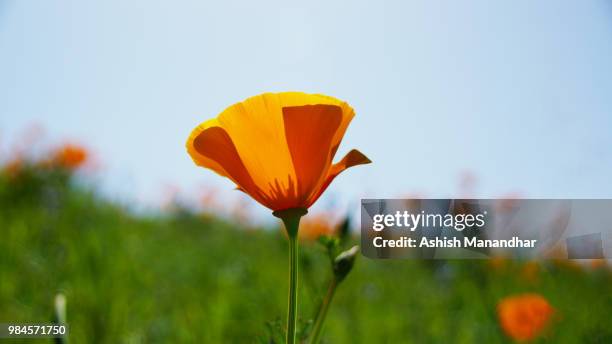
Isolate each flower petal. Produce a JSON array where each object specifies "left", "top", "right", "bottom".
[
  {"left": 187, "top": 123, "right": 268, "bottom": 206},
  {"left": 187, "top": 119, "right": 229, "bottom": 177},
  {"left": 217, "top": 94, "right": 295, "bottom": 197},
  {"left": 215, "top": 92, "right": 352, "bottom": 206},
  {"left": 283, "top": 104, "right": 342, "bottom": 207},
  {"left": 307, "top": 149, "right": 371, "bottom": 206}
]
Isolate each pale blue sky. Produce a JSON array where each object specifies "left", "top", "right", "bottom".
[{"left": 1, "top": 0, "right": 611, "bottom": 216}]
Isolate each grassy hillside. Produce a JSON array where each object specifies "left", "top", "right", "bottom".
[{"left": 0, "top": 164, "right": 611, "bottom": 343}]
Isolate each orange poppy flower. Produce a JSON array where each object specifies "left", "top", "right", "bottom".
[
  {"left": 3, "top": 157, "right": 24, "bottom": 178},
  {"left": 497, "top": 293, "right": 554, "bottom": 341},
  {"left": 520, "top": 261, "right": 540, "bottom": 284},
  {"left": 54, "top": 144, "right": 88, "bottom": 169},
  {"left": 186, "top": 92, "right": 371, "bottom": 212},
  {"left": 292, "top": 213, "right": 337, "bottom": 241},
  {"left": 487, "top": 256, "right": 508, "bottom": 271}
]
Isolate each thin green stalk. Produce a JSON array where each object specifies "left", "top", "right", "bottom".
[
  {"left": 309, "top": 277, "right": 338, "bottom": 344},
  {"left": 274, "top": 208, "right": 307, "bottom": 344},
  {"left": 287, "top": 233, "right": 299, "bottom": 344}
]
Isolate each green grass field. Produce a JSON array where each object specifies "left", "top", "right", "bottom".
[{"left": 1, "top": 166, "right": 611, "bottom": 343}]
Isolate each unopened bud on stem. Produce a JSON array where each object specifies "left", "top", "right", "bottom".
[{"left": 333, "top": 245, "right": 359, "bottom": 282}]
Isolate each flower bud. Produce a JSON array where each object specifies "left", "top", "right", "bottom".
[{"left": 333, "top": 245, "right": 359, "bottom": 282}]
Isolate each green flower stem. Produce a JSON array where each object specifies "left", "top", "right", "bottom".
[
  {"left": 287, "top": 232, "right": 299, "bottom": 344},
  {"left": 274, "top": 208, "right": 307, "bottom": 344},
  {"left": 309, "top": 276, "right": 338, "bottom": 344}
]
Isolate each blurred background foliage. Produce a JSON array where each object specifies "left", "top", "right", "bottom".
[{"left": 0, "top": 150, "right": 611, "bottom": 343}]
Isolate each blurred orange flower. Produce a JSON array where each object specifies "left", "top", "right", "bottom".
[
  {"left": 497, "top": 293, "right": 554, "bottom": 342},
  {"left": 2, "top": 158, "right": 26, "bottom": 180},
  {"left": 488, "top": 256, "right": 508, "bottom": 271},
  {"left": 520, "top": 261, "right": 540, "bottom": 284},
  {"left": 186, "top": 92, "right": 370, "bottom": 212},
  {"left": 297, "top": 214, "right": 336, "bottom": 241},
  {"left": 53, "top": 144, "right": 88, "bottom": 169},
  {"left": 590, "top": 259, "right": 608, "bottom": 270}
]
